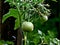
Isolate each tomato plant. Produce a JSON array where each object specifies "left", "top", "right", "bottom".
[
  {"left": 2, "top": 0, "right": 50, "bottom": 45},
  {"left": 2, "top": 0, "right": 60, "bottom": 45}
]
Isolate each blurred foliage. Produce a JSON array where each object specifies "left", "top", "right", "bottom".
[
  {"left": 27, "top": 30, "right": 60, "bottom": 45},
  {"left": 0, "top": 40, "right": 14, "bottom": 45},
  {"left": 2, "top": 0, "right": 60, "bottom": 45},
  {"left": 51, "top": 0, "right": 57, "bottom": 2}
]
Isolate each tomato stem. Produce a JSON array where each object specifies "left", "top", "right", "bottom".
[{"left": 24, "top": 32, "right": 27, "bottom": 45}]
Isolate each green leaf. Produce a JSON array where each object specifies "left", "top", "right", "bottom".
[
  {"left": 49, "top": 41, "right": 55, "bottom": 45},
  {"left": 14, "top": 17, "right": 20, "bottom": 30},
  {"left": 5, "top": 0, "right": 13, "bottom": 3},
  {"left": 2, "top": 8, "right": 20, "bottom": 30},
  {"left": 2, "top": 8, "right": 18, "bottom": 23},
  {"left": 51, "top": 0, "right": 57, "bottom": 2},
  {"left": 39, "top": 0, "right": 45, "bottom": 3},
  {"left": 32, "top": 0, "right": 44, "bottom": 3}
]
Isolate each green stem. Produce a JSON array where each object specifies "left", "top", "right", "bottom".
[
  {"left": 17, "top": 6, "right": 21, "bottom": 27},
  {"left": 24, "top": 32, "right": 27, "bottom": 45},
  {"left": 12, "top": 0, "right": 22, "bottom": 27},
  {"left": 24, "top": 35, "right": 27, "bottom": 45},
  {"left": 28, "top": 14, "right": 30, "bottom": 22}
]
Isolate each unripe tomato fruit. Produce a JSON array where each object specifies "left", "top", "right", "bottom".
[
  {"left": 22, "top": 21, "right": 34, "bottom": 32},
  {"left": 43, "top": 15, "right": 48, "bottom": 21},
  {"left": 40, "top": 15, "right": 48, "bottom": 21}
]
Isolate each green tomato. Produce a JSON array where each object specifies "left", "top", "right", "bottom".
[
  {"left": 43, "top": 15, "right": 48, "bottom": 21},
  {"left": 40, "top": 15, "right": 48, "bottom": 22},
  {"left": 22, "top": 21, "right": 34, "bottom": 32}
]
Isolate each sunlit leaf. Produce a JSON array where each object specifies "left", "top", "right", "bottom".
[{"left": 2, "top": 8, "right": 20, "bottom": 30}]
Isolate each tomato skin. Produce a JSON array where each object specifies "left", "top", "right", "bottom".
[
  {"left": 22, "top": 21, "right": 34, "bottom": 32},
  {"left": 43, "top": 15, "right": 48, "bottom": 21},
  {"left": 40, "top": 15, "right": 48, "bottom": 21}
]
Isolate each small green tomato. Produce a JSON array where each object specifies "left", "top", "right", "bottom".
[
  {"left": 43, "top": 15, "right": 48, "bottom": 21},
  {"left": 22, "top": 21, "right": 34, "bottom": 32}
]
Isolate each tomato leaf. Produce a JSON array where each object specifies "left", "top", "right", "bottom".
[
  {"left": 2, "top": 8, "right": 19, "bottom": 23},
  {"left": 14, "top": 17, "right": 20, "bottom": 30},
  {"left": 2, "top": 8, "right": 20, "bottom": 30}
]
